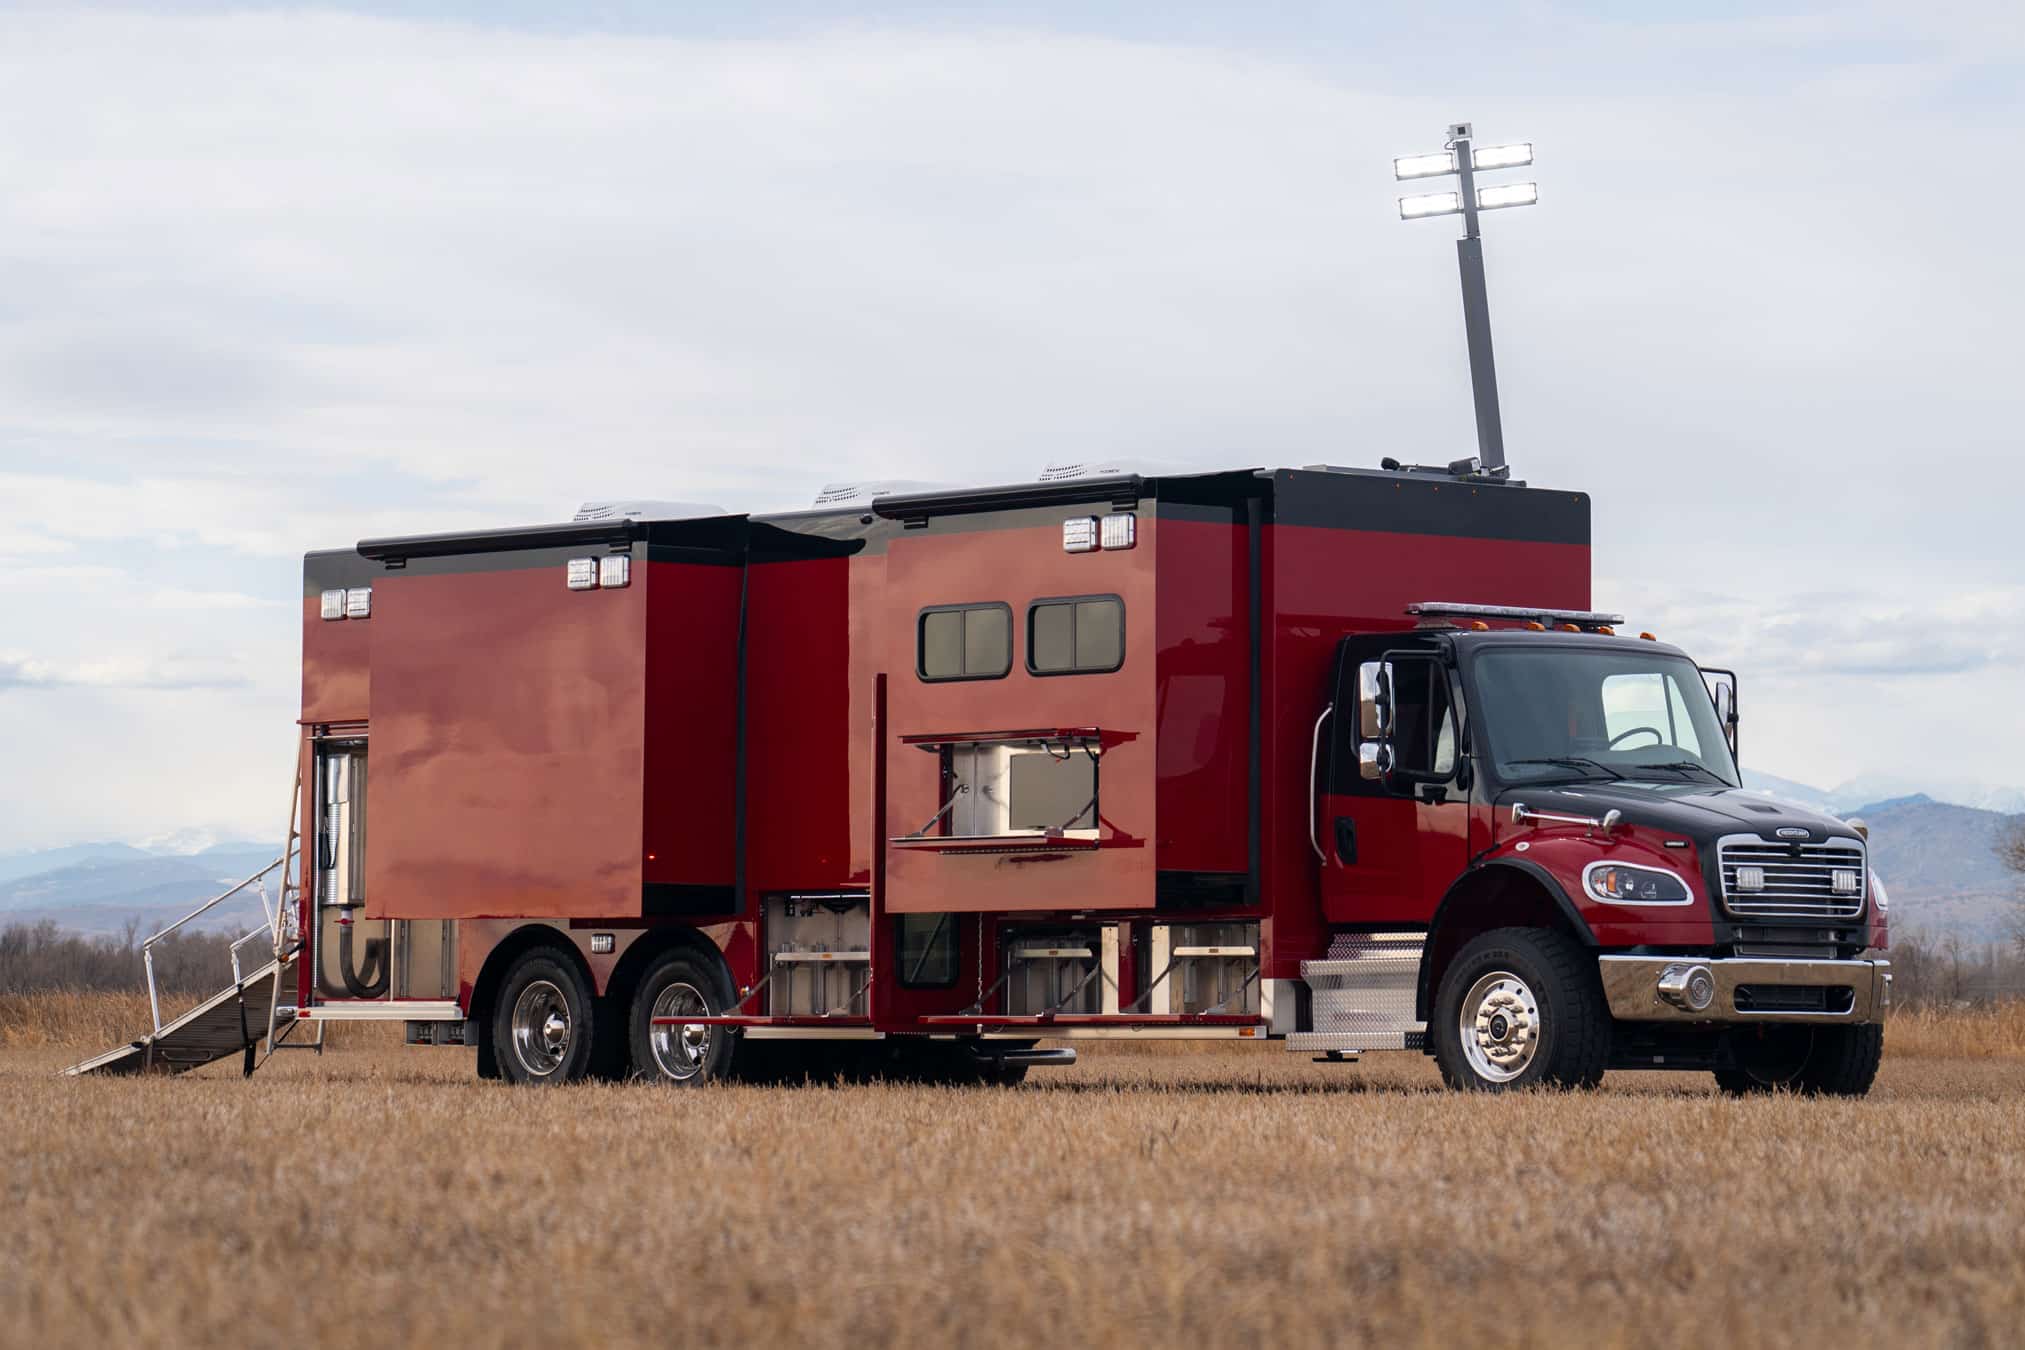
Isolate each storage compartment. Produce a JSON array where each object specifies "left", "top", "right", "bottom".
[
  {"left": 1003, "top": 926, "right": 1104, "bottom": 1015},
  {"left": 765, "top": 894, "right": 871, "bottom": 1018},
  {"left": 1149, "top": 921, "right": 1259, "bottom": 1016}
]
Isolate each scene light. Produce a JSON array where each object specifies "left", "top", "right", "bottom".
[
  {"left": 1476, "top": 182, "right": 1539, "bottom": 210},
  {"left": 1398, "top": 190, "right": 1463, "bottom": 220},
  {"left": 1471, "top": 142, "right": 1534, "bottom": 170},
  {"left": 1393, "top": 150, "right": 1457, "bottom": 180}
]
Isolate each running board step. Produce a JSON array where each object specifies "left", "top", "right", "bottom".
[
  {"left": 1301, "top": 931, "right": 1426, "bottom": 1047},
  {"left": 1287, "top": 1030, "right": 1426, "bottom": 1053}
]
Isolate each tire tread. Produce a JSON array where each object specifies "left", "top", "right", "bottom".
[{"left": 1433, "top": 926, "right": 1609, "bottom": 1091}]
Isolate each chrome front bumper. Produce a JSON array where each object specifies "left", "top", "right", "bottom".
[{"left": 1598, "top": 955, "right": 1891, "bottom": 1025}]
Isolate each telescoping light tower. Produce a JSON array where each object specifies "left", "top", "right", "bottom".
[{"left": 1395, "top": 122, "right": 1537, "bottom": 478}]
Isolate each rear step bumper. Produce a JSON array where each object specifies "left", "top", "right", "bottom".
[
  {"left": 1598, "top": 955, "right": 1890, "bottom": 1025},
  {"left": 969, "top": 1046, "right": 1077, "bottom": 1068}
]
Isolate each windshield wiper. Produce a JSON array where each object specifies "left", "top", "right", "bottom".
[
  {"left": 1503, "top": 757, "right": 1628, "bottom": 782},
  {"left": 1637, "top": 760, "right": 1731, "bottom": 785}
]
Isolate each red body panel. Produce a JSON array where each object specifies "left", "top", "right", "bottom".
[
  {"left": 641, "top": 558, "right": 741, "bottom": 900},
  {"left": 742, "top": 557, "right": 854, "bottom": 892},
  {"left": 880, "top": 521, "right": 1157, "bottom": 914},
  {"left": 365, "top": 566, "right": 649, "bottom": 920},
  {"left": 301, "top": 592, "right": 370, "bottom": 724},
  {"left": 1151, "top": 516, "right": 1251, "bottom": 878}
]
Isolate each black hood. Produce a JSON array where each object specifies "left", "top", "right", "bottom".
[{"left": 1501, "top": 780, "right": 1860, "bottom": 846}]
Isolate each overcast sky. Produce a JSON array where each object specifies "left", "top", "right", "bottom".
[{"left": 1, "top": 2, "right": 2021, "bottom": 851}]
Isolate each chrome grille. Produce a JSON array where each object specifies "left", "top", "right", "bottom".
[{"left": 1718, "top": 836, "right": 1867, "bottom": 920}]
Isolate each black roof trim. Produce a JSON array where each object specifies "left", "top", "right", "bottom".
[
  {"left": 871, "top": 474, "right": 1143, "bottom": 526},
  {"left": 357, "top": 521, "right": 638, "bottom": 562}
]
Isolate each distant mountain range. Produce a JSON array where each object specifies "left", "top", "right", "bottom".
[
  {"left": 1742, "top": 771, "right": 2025, "bottom": 817},
  {"left": 0, "top": 840, "right": 282, "bottom": 938},
  {"left": 4, "top": 773, "right": 2019, "bottom": 943}
]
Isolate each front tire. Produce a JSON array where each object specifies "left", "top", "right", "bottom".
[
  {"left": 1714, "top": 1023, "right": 1882, "bottom": 1097},
  {"left": 628, "top": 952, "right": 733, "bottom": 1084},
  {"left": 1432, "top": 928, "right": 1610, "bottom": 1091},
  {"left": 492, "top": 950, "right": 596, "bottom": 1086}
]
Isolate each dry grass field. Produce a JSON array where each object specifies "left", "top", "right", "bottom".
[{"left": 4, "top": 998, "right": 2024, "bottom": 1349}]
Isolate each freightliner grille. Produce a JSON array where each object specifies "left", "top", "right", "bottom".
[{"left": 1717, "top": 836, "right": 1867, "bottom": 920}]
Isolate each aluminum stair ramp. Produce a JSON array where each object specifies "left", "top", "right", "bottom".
[
  {"left": 64, "top": 953, "right": 300, "bottom": 1078},
  {"left": 62, "top": 783, "right": 307, "bottom": 1079}
]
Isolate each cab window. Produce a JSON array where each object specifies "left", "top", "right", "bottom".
[{"left": 1390, "top": 658, "right": 1458, "bottom": 776}]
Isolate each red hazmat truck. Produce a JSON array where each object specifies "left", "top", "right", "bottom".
[{"left": 74, "top": 463, "right": 1891, "bottom": 1092}]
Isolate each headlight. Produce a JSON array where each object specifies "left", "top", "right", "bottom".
[
  {"left": 1583, "top": 861, "right": 1690, "bottom": 905},
  {"left": 1870, "top": 869, "right": 1889, "bottom": 915}
]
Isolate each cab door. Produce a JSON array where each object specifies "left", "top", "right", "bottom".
[{"left": 1315, "top": 635, "right": 1472, "bottom": 926}]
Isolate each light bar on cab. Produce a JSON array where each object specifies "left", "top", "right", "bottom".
[{"left": 1407, "top": 601, "right": 1626, "bottom": 628}]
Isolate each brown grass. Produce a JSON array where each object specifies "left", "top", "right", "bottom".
[
  {"left": 4, "top": 998, "right": 2024, "bottom": 1348},
  {"left": 1880, "top": 1001, "right": 2025, "bottom": 1059}
]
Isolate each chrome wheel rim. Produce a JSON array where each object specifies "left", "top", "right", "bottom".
[
  {"left": 1460, "top": 970, "right": 1541, "bottom": 1084},
  {"left": 510, "top": 979, "right": 573, "bottom": 1078},
  {"left": 648, "top": 981, "right": 712, "bottom": 1081}
]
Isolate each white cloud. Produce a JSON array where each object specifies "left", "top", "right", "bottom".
[{"left": 0, "top": 650, "right": 251, "bottom": 691}]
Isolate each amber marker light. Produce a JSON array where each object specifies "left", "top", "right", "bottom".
[
  {"left": 1639, "top": 631, "right": 1658, "bottom": 641},
  {"left": 1524, "top": 621, "right": 1546, "bottom": 630}
]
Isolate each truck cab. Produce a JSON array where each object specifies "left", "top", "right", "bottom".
[{"left": 1316, "top": 604, "right": 1889, "bottom": 1090}]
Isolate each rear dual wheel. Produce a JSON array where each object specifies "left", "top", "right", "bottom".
[
  {"left": 627, "top": 951, "right": 733, "bottom": 1085},
  {"left": 489, "top": 947, "right": 734, "bottom": 1086},
  {"left": 493, "top": 951, "right": 597, "bottom": 1086}
]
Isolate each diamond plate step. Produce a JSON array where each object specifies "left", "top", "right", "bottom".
[
  {"left": 1288, "top": 1030, "right": 1426, "bottom": 1053},
  {"left": 1298, "top": 931, "right": 1427, "bottom": 1049}
]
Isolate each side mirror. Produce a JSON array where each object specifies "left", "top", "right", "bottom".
[
  {"left": 1357, "top": 661, "right": 1395, "bottom": 780},
  {"left": 1703, "top": 668, "right": 1739, "bottom": 757},
  {"left": 1357, "top": 661, "right": 1393, "bottom": 739}
]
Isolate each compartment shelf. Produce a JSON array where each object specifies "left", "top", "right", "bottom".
[
  {"left": 887, "top": 834, "right": 1102, "bottom": 854},
  {"left": 898, "top": 726, "right": 1130, "bottom": 752}
]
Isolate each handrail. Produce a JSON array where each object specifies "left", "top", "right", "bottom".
[
  {"left": 141, "top": 853, "right": 289, "bottom": 1036},
  {"left": 144, "top": 856, "right": 286, "bottom": 952},
  {"left": 1308, "top": 703, "right": 1334, "bottom": 864}
]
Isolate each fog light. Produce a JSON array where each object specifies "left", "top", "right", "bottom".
[
  {"left": 1735, "top": 865, "right": 1766, "bottom": 892},
  {"left": 1657, "top": 963, "right": 1717, "bottom": 1013}
]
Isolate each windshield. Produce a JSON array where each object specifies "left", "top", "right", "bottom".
[{"left": 1470, "top": 646, "right": 1740, "bottom": 786}]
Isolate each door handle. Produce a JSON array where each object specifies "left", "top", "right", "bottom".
[
  {"left": 1334, "top": 817, "right": 1358, "bottom": 866},
  {"left": 1308, "top": 703, "right": 1333, "bottom": 863}
]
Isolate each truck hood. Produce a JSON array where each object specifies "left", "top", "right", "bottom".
[{"left": 1500, "top": 780, "right": 1861, "bottom": 846}]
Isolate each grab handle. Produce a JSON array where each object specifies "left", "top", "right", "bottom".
[{"left": 1308, "top": 703, "right": 1334, "bottom": 864}]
